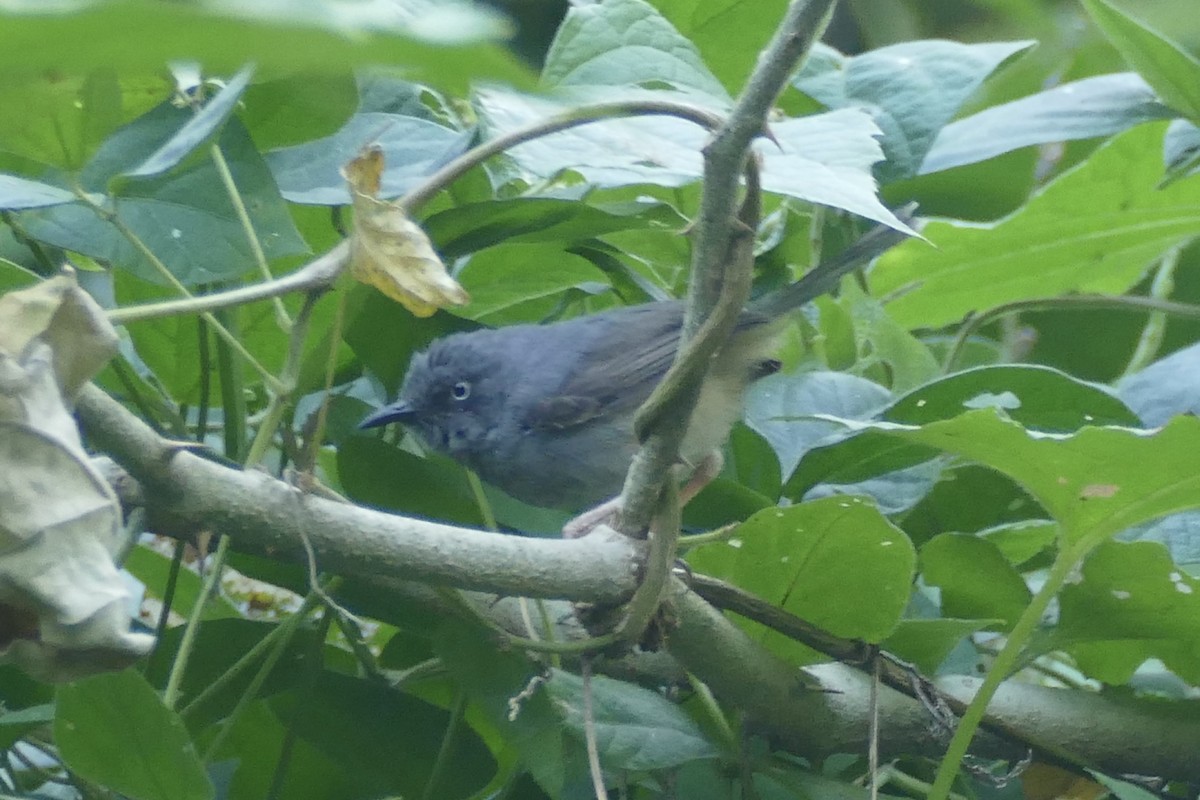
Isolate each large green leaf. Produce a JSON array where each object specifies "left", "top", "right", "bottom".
[
  {"left": 270, "top": 670, "right": 496, "bottom": 800},
  {"left": 0, "top": 70, "right": 169, "bottom": 169},
  {"left": 652, "top": 0, "right": 791, "bottom": 93},
  {"left": 338, "top": 436, "right": 484, "bottom": 528},
  {"left": 872, "top": 123, "right": 1200, "bottom": 329},
  {"left": 1082, "top": 0, "right": 1200, "bottom": 122},
  {"left": 545, "top": 669, "right": 718, "bottom": 770},
  {"left": 56, "top": 670, "right": 213, "bottom": 800},
  {"left": 124, "top": 65, "right": 254, "bottom": 179},
  {"left": 541, "top": 0, "right": 730, "bottom": 102},
  {"left": 448, "top": 243, "right": 612, "bottom": 325},
  {"left": 477, "top": 88, "right": 910, "bottom": 231},
  {"left": 793, "top": 39, "right": 1034, "bottom": 182},
  {"left": 18, "top": 106, "right": 307, "bottom": 285},
  {"left": 687, "top": 496, "right": 916, "bottom": 642},
  {"left": 804, "top": 410, "right": 1200, "bottom": 548},
  {"left": 0, "top": 0, "right": 532, "bottom": 93},
  {"left": 1056, "top": 540, "right": 1200, "bottom": 683},
  {"left": 920, "top": 534, "right": 1031, "bottom": 630},
  {"left": 744, "top": 370, "right": 891, "bottom": 478},
  {"left": 0, "top": 174, "right": 77, "bottom": 209},
  {"left": 922, "top": 72, "right": 1174, "bottom": 175},
  {"left": 1118, "top": 338, "right": 1200, "bottom": 425},
  {"left": 265, "top": 111, "right": 471, "bottom": 205},
  {"left": 424, "top": 197, "right": 684, "bottom": 259},
  {"left": 887, "top": 365, "right": 1141, "bottom": 430},
  {"left": 435, "top": 619, "right": 593, "bottom": 798}
]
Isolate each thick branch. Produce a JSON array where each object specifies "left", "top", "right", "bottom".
[
  {"left": 666, "top": 581, "right": 1200, "bottom": 780},
  {"left": 76, "top": 384, "right": 642, "bottom": 604},
  {"left": 83, "top": 386, "right": 1200, "bottom": 781}
]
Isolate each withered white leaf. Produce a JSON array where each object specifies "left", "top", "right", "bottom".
[{"left": 343, "top": 145, "right": 469, "bottom": 317}]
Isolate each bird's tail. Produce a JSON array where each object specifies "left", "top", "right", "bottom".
[{"left": 747, "top": 204, "right": 920, "bottom": 320}]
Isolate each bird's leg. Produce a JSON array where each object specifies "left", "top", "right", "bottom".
[{"left": 561, "top": 450, "right": 724, "bottom": 539}]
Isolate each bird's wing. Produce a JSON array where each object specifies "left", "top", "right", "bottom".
[{"left": 529, "top": 304, "right": 684, "bottom": 430}]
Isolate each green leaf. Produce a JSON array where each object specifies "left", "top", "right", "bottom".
[
  {"left": 545, "top": 669, "right": 719, "bottom": 770},
  {"left": 922, "top": 73, "right": 1174, "bottom": 175},
  {"left": 1056, "top": 540, "right": 1200, "bottom": 683},
  {"left": 793, "top": 39, "right": 1035, "bottom": 182},
  {"left": 815, "top": 411, "right": 1200, "bottom": 548},
  {"left": 265, "top": 112, "right": 470, "bottom": 205},
  {"left": 423, "top": 197, "right": 684, "bottom": 259},
  {"left": 449, "top": 243, "right": 611, "bottom": 325},
  {"left": 1123, "top": 512, "right": 1200, "bottom": 572},
  {"left": 687, "top": 496, "right": 916, "bottom": 642},
  {"left": 652, "top": 0, "right": 791, "bottom": 93},
  {"left": 920, "top": 533, "right": 1032, "bottom": 629},
  {"left": 56, "top": 670, "right": 213, "bottom": 800},
  {"left": 270, "top": 670, "right": 496, "bottom": 799},
  {"left": 1082, "top": 0, "right": 1200, "bottom": 122},
  {"left": 979, "top": 520, "right": 1057, "bottom": 566},
  {"left": 124, "top": 545, "right": 240, "bottom": 621},
  {"left": 1161, "top": 119, "right": 1200, "bottom": 185},
  {"left": 0, "top": 70, "right": 169, "bottom": 170},
  {"left": 882, "top": 618, "right": 992, "bottom": 674},
  {"left": 1118, "top": 338, "right": 1200, "bottom": 425},
  {"left": 902, "top": 465, "right": 1046, "bottom": 546},
  {"left": 745, "top": 370, "right": 891, "bottom": 478},
  {"left": 541, "top": 0, "right": 730, "bottom": 102},
  {"left": 436, "top": 619, "right": 593, "bottom": 798},
  {"left": 0, "top": 174, "right": 77, "bottom": 209},
  {"left": 0, "top": 1, "right": 532, "bottom": 94},
  {"left": 0, "top": 703, "right": 54, "bottom": 750},
  {"left": 758, "top": 111, "right": 916, "bottom": 233},
  {"left": 18, "top": 109, "right": 307, "bottom": 286},
  {"left": 887, "top": 365, "right": 1141, "bottom": 431},
  {"left": 872, "top": 123, "right": 1200, "bottom": 329},
  {"left": 338, "top": 437, "right": 484, "bottom": 528},
  {"left": 124, "top": 65, "right": 254, "bottom": 179},
  {"left": 476, "top": 88, "right": 912, "bottom": 232}
]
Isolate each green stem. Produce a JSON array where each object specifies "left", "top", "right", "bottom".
[
  {"left": 1122, "top": 247, "right": 1180, "bottom": 378},
  {"left": 927, "top": 544, "right": 1086, "bottom": 800},
  {"left": 76, "top": 190, "right": 284, "bottom": 392},
  {"left": 144, "top": 540, "right": 186, "bottom": 677},
  {"left": 243, "top": 293, "right": 318, "bottom": 469},
  {"left": 209, "top": 142, "right": 292, "bottom": 332},
  {"left": 203, "top": 596, "right": 326, "bottom": 763},
  {"left": 466, "top": 469, "right": 499, "bottom": 531},
  {"left": 180, "top": 589, "right": 326, "bottom": 720},
  {"left": 686, "top": 672, "right": 738, "bottom": 753},
  {"left": 420, "top": 692, "right": 467, "bottom": 800},
  {"left": 163, "top": 534, "right": 231, "bottom": 710},
  {"left": 943, "top": 293, "right": 1200, "bottom": 373}
]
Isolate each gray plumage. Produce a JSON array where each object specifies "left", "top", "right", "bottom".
[{"left": 359, "top": 219, "right": 912, "bottom": 510}]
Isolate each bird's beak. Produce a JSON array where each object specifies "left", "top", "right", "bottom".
[{"left": 358, "top": 401, "right": 416, "bottom": 430}]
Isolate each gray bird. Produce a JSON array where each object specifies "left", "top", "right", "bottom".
[{"left": 359, "top": 220, "right": 912, "bottom": 529}]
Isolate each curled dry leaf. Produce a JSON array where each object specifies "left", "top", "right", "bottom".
[
  {"left": 0, "top": 271, "right": 153, "bottom": 682},
  {"left": 343, "top": 145, "right": 469, "bottom": 317}
]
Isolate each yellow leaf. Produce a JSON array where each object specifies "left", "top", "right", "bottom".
[{"left": 342, "top": 145, "right": 468, "bottom": 317}]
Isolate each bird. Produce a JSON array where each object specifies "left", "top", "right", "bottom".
[{"left": 359, "top": 219, "right": 912, "bottom": 535}]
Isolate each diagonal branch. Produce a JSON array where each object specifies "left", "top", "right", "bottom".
[{"left": 618, "top": 0, "right": 838, "bottom": 537}]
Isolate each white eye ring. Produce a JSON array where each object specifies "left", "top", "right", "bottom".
[{"left": 451, "top": 381, "right": 471, "bottom": 401}]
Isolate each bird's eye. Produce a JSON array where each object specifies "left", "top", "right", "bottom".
[{"left": 451, "top": 381, "right": 471, "bottom": 401}]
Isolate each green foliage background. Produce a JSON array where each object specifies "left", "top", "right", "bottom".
[{"left": 2, "top": 1, "right": 1200, "bottom": 799}]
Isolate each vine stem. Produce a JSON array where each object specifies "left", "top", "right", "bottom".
[
  {"left": 208, "top": 141, "right": 293, "bottom": 332},
  {"left": 107, "top": 98, "right": 724, "bottom": 326},
  {"left": 927, "top": 543, "right": 1086, "bottom": 800},
  {"left": 943, "top": 293, "right": 1200, "bottom": 373},
  {"left": 162, "top": 534, "right": 231, "bottom": 710}
]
